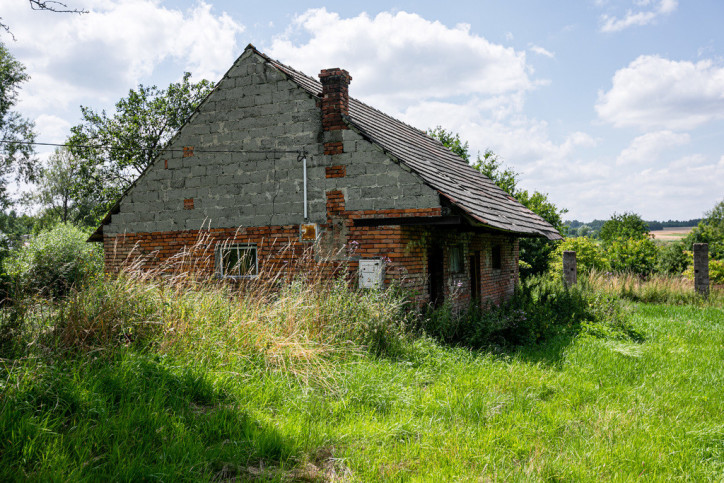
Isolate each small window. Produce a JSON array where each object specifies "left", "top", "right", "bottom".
[
  {"left": 449, "top": 246, "right": 464, "bottom": 274},
  {"left": 217, "top": 244, "right": 258, "bottom": 278},
  {"left": 492, "top": 245, "right": 502, "bottom": 270}
]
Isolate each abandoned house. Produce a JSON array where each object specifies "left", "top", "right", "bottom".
[{"left": 90, "top": 44, "right": 562, "bottom": 307}]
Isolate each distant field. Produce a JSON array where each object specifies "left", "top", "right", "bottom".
[{"left": 650, "top": 226, "right": 694, "bottom": 242}]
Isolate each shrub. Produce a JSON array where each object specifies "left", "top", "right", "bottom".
[
  {"left": 656, "top": 242, "right": 689, "bottom": 275},
  {"left": 683, "top": 255, "right": 724, "bottom": 285},
  {"left": 419, "top": 274, "right": 632, "bottom": 348},
  {"left": 606, "top": 236, "right": 658, "bottom": 276},
  {"left": 549, "top": 236, "right": 608, "bottom": 275},
  {"left": 683, "top": 199, "right": 724, "bottom": 259},
  {"left": 4, "top": 223, "right": 103, "bottom": 299}
]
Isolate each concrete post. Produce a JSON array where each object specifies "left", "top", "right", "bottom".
[
  {"left": 693, "top": 243, "right": 709, "bottom": 297},
  {"left": 563, "top": 250, "right": 577, "bottom": 286}
]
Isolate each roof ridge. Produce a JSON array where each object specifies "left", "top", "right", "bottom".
[{"left": 250, "top": 45, "right": 561, "bottom": 240}]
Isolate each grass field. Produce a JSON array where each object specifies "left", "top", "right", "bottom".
[
  {"left": 650, "top": 226, "right": 694, "bottom": 243},
  {"left": 1, "top": 278, "right": 723, "bottom": 481}
]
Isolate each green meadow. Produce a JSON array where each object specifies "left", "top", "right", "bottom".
[{"left": 1, "top": 273, "right": 722, "bottom": 481}]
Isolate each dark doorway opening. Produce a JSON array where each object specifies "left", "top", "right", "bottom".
[
  {"left": 428, "top": 245, "right": 444, "bottom": 307},
  {"left": 469, "top": 251, "right": 481, "bottom": 302}
]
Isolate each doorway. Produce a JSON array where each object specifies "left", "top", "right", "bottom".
[
  {"left": 469, "top": 251, "right": 481, "bottom": 302},
  {"left": 428, "top": 245, "right": 444, "bottom": 307}
]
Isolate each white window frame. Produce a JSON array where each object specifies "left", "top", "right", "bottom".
[{"left": 216, "top": 244, "right": 258, "bottom": 279}]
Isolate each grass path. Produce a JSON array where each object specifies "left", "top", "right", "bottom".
[{"left": 2, "top": 303, "right": 723, "bottom": 481}]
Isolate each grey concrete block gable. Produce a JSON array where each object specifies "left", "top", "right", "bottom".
[{"left": 99, "top": 46, "right": 443, "bottom": 237}]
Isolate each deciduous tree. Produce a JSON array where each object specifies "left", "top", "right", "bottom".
[
  {"left": 599, "top": 212, "right": 650, "bottom": 243},
  {"left": 67, "top": 73, "right": 215, "bottom": 221},
  {"left": 0, "top": 43, "right": 36, "bottom": 209}
]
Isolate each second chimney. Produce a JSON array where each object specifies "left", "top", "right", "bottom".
[{"left": 319, "top": 68, "right": 352, "bottom": 132}]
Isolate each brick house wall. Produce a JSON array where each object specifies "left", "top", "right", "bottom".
[
  {"left": 105, "top": 184, "right": 518, "bottom": 308},
  {"left": 100, "top": 48, "right": 521, "bottom": 308}
]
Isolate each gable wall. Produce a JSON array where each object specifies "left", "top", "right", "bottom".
[{"left": 103, "top": 50, "right": 440, "bottom": 237}]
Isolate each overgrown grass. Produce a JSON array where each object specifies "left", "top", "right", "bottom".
[
  {"left": 1, "top": 265, "right": 723, "bottom": 480},
  {"left": 585, "top": 269, "right": 724, "bottom": 305},
  {"left": 420, "top": 274, "right": 637, "bottom": 349}
]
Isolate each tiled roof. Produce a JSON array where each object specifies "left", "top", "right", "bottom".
[{"left": 259, "top": 48, "right": 562, "bottom": 240}]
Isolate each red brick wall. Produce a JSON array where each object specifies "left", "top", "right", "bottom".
[{"left": 103, "top": 190, "right": 519, "bottom": 308}]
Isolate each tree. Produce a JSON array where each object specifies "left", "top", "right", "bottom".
[
  {"left": 428, "top": 127, "right": 567, "bottom": 277},
  {"left": 683, "top": 199, "right": 724, "bottom": 260},
  {"left": 599, "top": 212, "right": 650, "bottom": 243},
  {"left": 427, "top": 126, "right": 470, "bottom": 162},
  {"left": 472, "top": 149, "right": 519, "bottom": 197},
  {"left": 25, "top": 147, "right": 99, "bottom": 227},
  {"left": 0, "top": 43, "right": 36, "bottom": 209},
  {"left": 67, "top": 73, "right": 215, "bottom": 221},
  {"left": 515, "top": 189, "right": 568, "bottom": 277}
]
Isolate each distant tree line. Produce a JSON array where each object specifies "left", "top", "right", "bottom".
[{"left": 565, "top": 218, "right": 702, "bottom": 238}]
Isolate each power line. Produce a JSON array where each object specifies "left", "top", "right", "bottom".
[{"left": 0, "top": 140, "right": 303, "bottom": 155}]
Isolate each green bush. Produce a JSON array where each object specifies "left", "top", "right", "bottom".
[
  {"left": 419, "top": 274, "right": 632, "bottom": 348},
  {"left": 683, "top": 255, "right": 724, "bottom": 285},
  {"left": 656, "top": 242, "right": 689, "bottom": 275},
  {"left": 606, "top": 236, "right": 658, "bottom": 276},
  {"left": 683, "top": 200, "right": 724, "bottom": 259},
  {"left": 4, "top": 223, "right": 103, "bottom": 299},
  {"left": 550, "top": 236, "right": 609, "bottom": 275}
]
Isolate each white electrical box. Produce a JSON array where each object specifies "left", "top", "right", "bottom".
[{"left": 359, "top": 259, "right": 384, "bottom": 289}]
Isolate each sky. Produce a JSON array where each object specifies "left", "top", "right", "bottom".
[{"left": 1, "top": 0, "right": 723, "bottom": 222}]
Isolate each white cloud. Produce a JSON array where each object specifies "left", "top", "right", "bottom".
[
  {"left": 600, "top": 0, "right": 677, "bottom": 32},
  {"left": 615, "top": 130, "right": 690, "bottom": 166},
  {"left": 33, "top": 114, "right": 72, "bottom": 144},
  {"left": 529, "top": 45, "right": 555, "bottom": 58},
  {"left": 267, "top": 9, "right": 611, "bottom": 218},
  {"left": 268, "top": 8, "right": 536, "bottom": 111},
  {"left": 10, "top": 0, "right": 244, "bottom": 112},
  {"left": 596, "top": 55, "right": 724, "bottom": 130}
]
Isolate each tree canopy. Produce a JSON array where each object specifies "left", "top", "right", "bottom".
[
  {"left": 599, "top": 212, "right": 650, "bottom": 243},
  {"left": 26, "top": 147, "right": 99, "bottom": 227},
  {"left": 684, "top": 199, "right": 724, "bottom": 259},
  {"left": 0, "top": 43, "right": 36, "bottom": 209},
  {"left": 67, "top": 73, "right": 215, "bottom": 222}
]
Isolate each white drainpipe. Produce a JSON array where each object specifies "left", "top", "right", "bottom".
[{"left": 299, "top": 150, "right": 308, "bottom": 221}]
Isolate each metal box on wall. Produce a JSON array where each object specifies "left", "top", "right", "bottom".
[{"left": 358, "top": 259, "right": 384, "bottom": 289}]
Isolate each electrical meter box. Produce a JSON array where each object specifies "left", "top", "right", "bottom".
[{"left": 358, "top": 259, "right": 384, "bottom": 289}]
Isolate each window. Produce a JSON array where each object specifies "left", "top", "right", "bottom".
[
  {"left": 491, "top": 245, "right": 502, "bottom": 270},
  {"left": 217, "top": 244, "right": 258, "bottom": 278},
  {"left": 449, "top": 246, "right": 464, "bottom": 274}
]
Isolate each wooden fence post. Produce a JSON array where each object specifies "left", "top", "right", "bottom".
[
  {"left": 563, "top": 250, "right": 577, "bottom": 286},
  {"left": 693, "top": 243, "right": 709, "bottom": 297}
]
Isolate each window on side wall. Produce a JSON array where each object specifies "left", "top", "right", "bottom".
[
  {"left": 492, "top": 245, "right": 502, "bottom": 270},
  {"left": 217, "top": 244, "right": 258, "bottom": 278},
  {"left": 449, "top": 246, "right": 464, "bottom": 274}
]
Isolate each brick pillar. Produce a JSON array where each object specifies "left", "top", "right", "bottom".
[
  {"left": 693, "top": 243, "right": 709, "bottom": 297},
  {"left": 563, "top": 250, "right": 577, "bottom": 286}
]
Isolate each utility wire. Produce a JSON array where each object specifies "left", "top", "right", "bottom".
[{"left": 0, "top": 140, "right": 302, "bottom": 155}]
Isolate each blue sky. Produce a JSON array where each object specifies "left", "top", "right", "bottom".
[{"left": 3, "top": 0, "right": 723, "bottom": 221}]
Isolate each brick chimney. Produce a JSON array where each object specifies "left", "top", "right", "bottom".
[{"left": 319, "top": 68, "right": 352, "bottom": 135}]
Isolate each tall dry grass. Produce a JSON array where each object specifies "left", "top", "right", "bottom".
[
  {"left": 583, "top": 269, "right": 723, "bottom": 305},
  {"left": 50, "top": 232, "right": 412, "bottom": 384}
]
